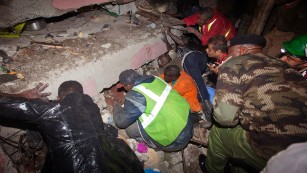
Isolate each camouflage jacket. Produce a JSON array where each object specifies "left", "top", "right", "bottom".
[{"left": 213, "top": 52, "right": 307, "bottom": 159}]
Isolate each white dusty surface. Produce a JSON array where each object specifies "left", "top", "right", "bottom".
[{"left": 0, "top": 10, "right": 169, "bottom": 100}]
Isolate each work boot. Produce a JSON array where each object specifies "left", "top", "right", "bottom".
[
  {"left": 200, "top": 100, "right": 213, "bottom": 129},
  {"left": 199, "top": 154, "right": 209, "bottom": 173}
]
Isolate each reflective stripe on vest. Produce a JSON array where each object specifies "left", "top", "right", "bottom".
[
  {"left": 207, "top": 19, "right": 217, "bottom": 32},
  {"left": 133, "top": 77, "right": 190, "bottom": 146},
  {"left": 199, "top": 19, "right": 217, "bottom": 33},
  {"left": 134, "top": 79, "right": 172, "bottom": 128},
  {"left": 224, "top": 28, "right": 231, "bottom": 38},
  {"left": 199, "top": 18, "right": 231, "bottom": 38}
]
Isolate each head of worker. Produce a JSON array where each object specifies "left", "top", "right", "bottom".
[
  {"left": 197, "top": 7, "right": 214, "bottom": 27},
  {"left": 158, "top": 54, "right": 172, "bottom": 68},
  {"left": 118, "top": 69, "right": 140, "bottom": 92},
  {"left": 206, "top": 35, "right": 227, "bottom": 59},
  {"left": 57, "top": 80, "right": 84, "bottom": 101},
  {"left": 227, "top": 34, "right": 267, "bottom": 58},
  {"left": 280, "top": 34, "right": 307, "bottom": 70},
  {"left": 164, "top": 65, "right": 181, "bottom": 83}
]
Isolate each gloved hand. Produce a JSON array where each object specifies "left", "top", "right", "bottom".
[{"left": 200, "top": 100, "right": 213, "bottom": 128}]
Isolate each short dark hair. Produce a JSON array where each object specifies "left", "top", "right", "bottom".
[
  {"left": 58, "top": 80, "right": 83, "bottom": 99},
  {"left": 158, "top": 54, "right": 171, "bottom": 68},
  {"left": 119, "top": 69, "right": 140, "bottom": 85},
  {"left": 164, "top": 65, "right": 180, "bottom": 77},
  {"left": 208, "top": 35, "right": 227, "bottom": 53},
  {"left": 199, "top": 7, "right": 214, "bottom": 20}
]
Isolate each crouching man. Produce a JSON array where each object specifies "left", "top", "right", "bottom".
[
  {"left": 0, "top": 81, "right": 143, "bottom": 173},
  {"left": 113, "top": 69, "right": 193, "bottom": 152}
]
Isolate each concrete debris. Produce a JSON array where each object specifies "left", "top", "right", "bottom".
[
  {"left": 127, "top": 138, "right": 139, "bottom": 150},
  {"left": 166, "top": 151, "right": 183, "bottom": 166},
  {"left": 136, "top": 151, "right": 149, "bottom": 162},
  {"left": 144, "top": 148, "right": 163, "bottom": 169},
  {"left": 182, "top": 144, "right": 206, "bottom": 173},
  {"left": 169, "top": 163, "right": 184, "bottom": 173},
  {"left": 159, "top": 161, "right": 169, "bottom": 173},
  {"left": 147, "top": 23, "right": 156, "bottom": 29},
  {"left": 56, "top": 33, "right": 71, "bottom": 37},
  {"left": 0, "top": 46, "right": 18, "bottom": 58},
  {"left": 101, "top": 43, "right": 112, "bottom": 48},
  {"left": 104, "top": 1, "right": 138, "bottom": 16},
  {"left": 101, "top": 109, "right": 114, "bottom": 125}
]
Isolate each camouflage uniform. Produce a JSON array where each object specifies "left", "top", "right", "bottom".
[{"left": 206, "top": 53, "right": 307, "bottom": 173}]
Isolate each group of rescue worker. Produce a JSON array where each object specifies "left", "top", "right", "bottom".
[
  {"left": 112, "top": 6, "right": 307, "bottom": 172},
  {"left": 0, "top": 5, "right": 307, "bottom": 173}
]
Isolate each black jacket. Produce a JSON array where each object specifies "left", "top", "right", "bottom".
[{"left": 0, "top": 93, "right": 143, "bottom": 173}]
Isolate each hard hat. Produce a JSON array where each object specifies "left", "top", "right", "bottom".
[{"left": 283, "top": 34, "right": 307, "bottom": 58}]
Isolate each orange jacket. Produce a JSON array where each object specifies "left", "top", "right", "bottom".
[{"left": 161, "top": 71, "right": 201, "bottom": 112}]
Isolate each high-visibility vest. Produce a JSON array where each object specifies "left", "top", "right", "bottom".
[
  {"left": 133, "top": 77, "right": 190, "bottom": 146},
  {"left": 199, "top": 18, "right": 232, "bottom": 38}
]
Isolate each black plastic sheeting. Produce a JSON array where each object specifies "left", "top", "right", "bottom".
[{"left": 0, "top": 93, "right": 144, "bottom": 173}]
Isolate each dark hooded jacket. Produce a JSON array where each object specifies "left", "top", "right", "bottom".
[{"left": 0, "top": 93, "right": 143, "bottom": 173}]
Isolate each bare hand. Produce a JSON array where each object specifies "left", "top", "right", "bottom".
[
  {"left": 163, "top": 26, "right": 171, "bottom": 35},
  {"left": 185, "top": 27, "right": 198, "bottom": 34},
  {"left": 162, "top": 22, "right": 173, "bottom": 28},
  {"left": 209, "top": 64, "right": 219, "bottom": 74},
  {"left": 19, "top": 83, "right": 51, "bottom": 101}
]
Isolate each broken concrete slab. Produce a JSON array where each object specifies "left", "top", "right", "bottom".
[{"left": 0, "top": 11, "right": 168, "bottom": 100}]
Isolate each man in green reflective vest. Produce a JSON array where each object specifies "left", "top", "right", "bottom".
[{"left": 113, "top": 69, "right": 193, "bottom": 151}]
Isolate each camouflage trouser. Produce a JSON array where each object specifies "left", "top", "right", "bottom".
[{"left": 206, "top": 125, "right": 267, "bottom": 173}]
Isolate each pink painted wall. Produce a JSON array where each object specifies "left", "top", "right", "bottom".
[
  {"left": 52, "top": 0, "right": 133, "bottom": 10},
  {"left": 83, "top": 78, "right": 98, "bottom": 97},
  {"left": 131, "top": 41, "right": 168, "bottom": 69}
]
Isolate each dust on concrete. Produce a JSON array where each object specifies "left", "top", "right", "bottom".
[{"left": 0, "top": 9, "right": 168, "bottom": 93}]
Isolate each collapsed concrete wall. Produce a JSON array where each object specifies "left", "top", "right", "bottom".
[
  {"left": 0, "top": 9, "right": 168, "bottom": 100},
  {"left": 0, "top": 0, "right": 134, "bottom": 28}
]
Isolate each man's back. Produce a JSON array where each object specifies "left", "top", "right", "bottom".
[
  {"left": 0, "top": 93, "right": 143, "bottom": 173},
  {"left": 216, "top": 53, "right": 307, "bottom": 159}
]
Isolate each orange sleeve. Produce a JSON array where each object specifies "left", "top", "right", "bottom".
[
  {"left": 174, "top": 71, "right": 202, "bottom": 112},
  {"left": 160, "top": 74, "right": 165, "bottom": 79}
]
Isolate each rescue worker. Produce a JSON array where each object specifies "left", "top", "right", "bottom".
[
  {"left": 199, "top": 35, "right": 307, "bottom": 173},
  {"left": 113, "top": 69, "right": 193, "bottom": 151},
  {"left": 280, "top": 34, "right": 307, "bottom": 79},
  {"left": 170, "top": 7, "right": 236, "bottom": 46},
  {"left": 203, "top": 35, "right": 228, "bottom": 85},
  {"left": 157, "top": 53, "right": 172, "bottom": 68},
  {"left": 160, "top": 65, "right": 201, "bottom": 113},
  {"left": 165, "top": 27, "right": 213, "bottom": 128},
  {"left": 0, "top": 81, "right": 144, "bottom": 173},
  {"left": 206, "top": 35, "right": 228, "bottom": 74}
]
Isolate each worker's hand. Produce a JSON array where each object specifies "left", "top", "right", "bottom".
[
  {"left": 209, "top": 63, "right": 219, "bottom": 74},
  {"left": 19, "top": 83, "right": 51, "bottom": 101},
  {"left": 161, "top": 25, "right": 170, "bottom": 35},
  {"left": 185, "top": 27, "right": 198, "bottom": 34},
  {"left": 162, "top": 22, "right": 173, "bottom": 28}
]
